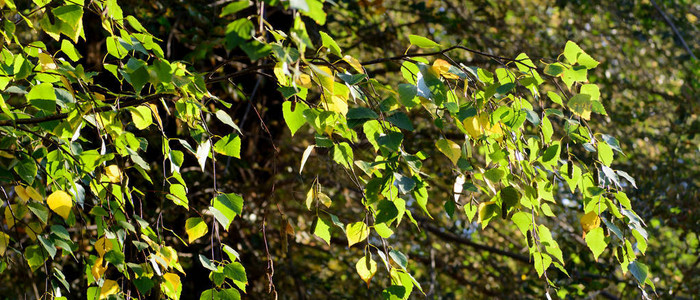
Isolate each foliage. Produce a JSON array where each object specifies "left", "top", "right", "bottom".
[{"left": 0, "top": 0, "right": 697, "bottom": 299}]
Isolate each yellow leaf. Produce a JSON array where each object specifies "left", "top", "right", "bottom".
[
  {"left": 25, "top": 222, "right": 44, "bottom": 241},
  {"left": 25, "top": 186, "right": 42, "bottom": 202},
  {"left": 161, "top": 246, "right": 178, "bottom": 266},
  {"left": 14, "top": 186, "right": 30, "bottom": 203},
  {"left": 580, "top": 211, "right": 601, "bottom": 237},
  {"left": 47, "top": 190, "right": 73, "bottom": 220},
  {"left": 4, "top": 205, "right": 17, "bottom": 228},
  {"left": 435, "top": 139, "right": 461, "bottom": 165},
  {"left": 294, "top": 73, "right": 313, "bottom": 88},
  {"left": 149, "top": 104, "right": 162, "bottom": 129},
  {"left": 273, "top": 62, "right": 289, "bottom": 86},
  {"left": 104, "top": 165, "right": 123, "bottom": 183},
  {"left": 322, "top": 95, "right": 348, "bottom": 116},
  {"left": 185, "top": 217, "right": 208, "bottom": 244},
  {"left": 432, "top": 59, "right": 459, "bottom": 79},
  {"left": 38, "top": 52, "right": 57, "bottom": 70},
  {"left": 463, "top": 116, "right": 483, "bottom": 139},
  {"left": 94, "top": 237, "right": 114, "bottom": 258},
  {"left": 99, "top": 279, "right": 119, "bottom": 299},
  {"left": 343, "top": 55, "right": 365, "bottom": 74},
  {"left": 91, "top": 256, "right": 108, "bottom": 280},
  {"left": 163, "top": 272, "right": 181, "bottom": 292},
  {"left": 0, "top": 232, "right": 10, "bottom": 256},
  {"left": 355, "top": 255, "right": 378, "bottom": 287}
]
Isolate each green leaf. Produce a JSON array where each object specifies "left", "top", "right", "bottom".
[
  {"left": 408, "top": 35, "right": 440, "bottom": 49},
  {"left": 211, "top": 193, "right": 244, "bottom": 230},
  {"left": 27, "top": 202, "right": 49, "bottom": 224},
  {"left": 585, "top": 227, "right": 607, "bottom": 261},
  {"left": 389, "top": 249, "right": 408, "bottom": 270},
  {"left": 398, "top": 84, "right": 419, "bottom": 108},
  {"left": 220, "top": 0, "right": 249, "bottom": 17},
  {"left": 199, "top": 254, "right": 218, "bottom": 271},
  {"left": 313, "top": 215, "right": 332, "bottom": 245},
  {"left": 24, "top": 245, "right": 47, "bottom": 271},
  {"left": 215, "top": 110, "right": 242, "bottom": 134},
  {"left": 27, "top": 83, "right": 56, "bottom": 112},
  {"left": 387, "top": 112, "right": 414, "bottom": 131},
  {"left": 435, "top": 139, "right": 461, "bottom": 165},
  {"left": 224, "top": 262, "right": 247, "bottom": 291},
  {"left": 629, "top": 261, "right": 648, "bottom": 285},
  {"left": 14, "top": 157, "right": 37, "bottom": 185},
  {"left": 214, "top": 134, "right": 241, "bottom": 158},
  {"left": 332, "top": 142, "right": 353, "bottom": 169},
  {"left": 377, "top": 132, "right": 403, "bottom": 153},
  {"left": 375, "top": 200, "right": 398, "bottom": 224},
  {"left": 484, "top": 168, "right": 504, "bottom": 182},
  {"left": 185, "top": 217, "right": 208, "bottom": 244},
  {"left": 346, "top": 222, "right": 370, "bottom": 247},
  {"left": 282, "top": 101, "right": 309, "bottom": 136},
  {"left": 319, "top": 31, "right": 342, "bottom": 56},
  {"left": 393, "top": 173, "right": 415, "bottom": 194},
  {"left": 597, "top": 142, "right": 613, "bottom": 166},
  {"left": 60, "top": 40, "right": 81, "bottom": 61},
  {"left": 130, "top": 106, "right": 153, "bottom": 130},
  {"left": 347, "top": 107, "right": 378, "bottom": 120}
]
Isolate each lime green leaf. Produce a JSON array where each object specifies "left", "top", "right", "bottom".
[
  {"left": 185, "top": 217, "right": 208, "bottom": 244},
  {"left": 346, "top": 222, "right": 369, "bottom": 247},
  {"left": 214, "top": 134, "right": 241, "bottom": 158},
  {"left": 332, "top": 142, "right": 353, "bottom": 169},
  {"left": 408, "top": 34, "right": 440, "bottom": 49},
  {"left": 313, "top": 215, "right": 332, "bottom": 245},
  {"left": 24, "top": 245, "right": 47, "bottom": 271},
  {"left": 220, "top": 0, "right": 249, "bottom": 17},
  {"left": 585, "top": 227, "right": 607, "bottom": 261},
  {"left": 60, "top": 40, "right": 81, "bottom": 61},
  {"left": 168, "top": 184, "right": 188, "bottom": 208},
  {"left": 320, "top": 31, "right": 342, "bottom": 56},
  {"left": 282, "top": 101, "right": 309, "bottom": 136},
  {"left": 356, "top": 255, "right": 378, "bottom": 288},
  {"left": 597, "top": 142, "right": 613, "bottom": 166},
  {"left": 130, "top": 106, "right": 153, "bottom": 130},
  {"left": 435, "top": 139, "right": 461, "bottom": 165},
  {"left": 27, "top": 83, "right": 56, "bottom": 112},
  {"left": 211, "top": 193, "right": 244, "bottom": 230},
  {"left": 224, "top": 262, "right": 247, "bottom": 291}
]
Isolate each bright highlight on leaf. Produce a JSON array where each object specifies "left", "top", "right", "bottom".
[
  {"left": 435, "top": 139, "right": 461, "bottom": 165},
  {"left": 94, "top": 237, "right": 114, "bottom": 258},
  {"left": 100, "top": 279, "right": 119, "bottom": 299},
  {"left": 105, "top": 165, "right": 123, "bottom": 183},
  {"left": 185, "top": 217, "right": 208, "bottom": 244},
  {"left": 46, "top": 190, "right": 72, "bottom": 220},
  {"left": 585, "top": 227, "right": 607, "bottom": 261},
  {"left": 346, "top": 222, "right": 369, "bottom": 247}
]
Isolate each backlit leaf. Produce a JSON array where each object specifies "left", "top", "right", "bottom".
[
  {"left": 47, "top": 190, "right": 72, "bottom": 220},
  {"left": 185, "top": 217, "right": 208, "bottom": 244},
  {"left": 356, "top": 255, "right": 378, "bottom": 287},
  {"left": 346, "top": 222, "right": 369, "bottom": 247}
]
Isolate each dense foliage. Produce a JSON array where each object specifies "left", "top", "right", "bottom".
[{"left": 0, "top": 0, "right": 697, "bottom": 299}]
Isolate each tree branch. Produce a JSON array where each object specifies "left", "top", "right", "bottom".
[
  {"left": 649, "top": 0, "right": 697, "bottom": 60},
  {"left": 418, "top": 219, "right": 530, "bottom": 263},
  {"left": 0, "top": 93, "right": 173, "bottom": 127}
]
